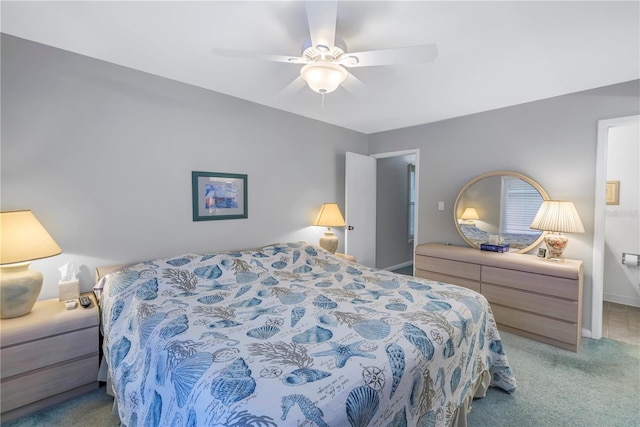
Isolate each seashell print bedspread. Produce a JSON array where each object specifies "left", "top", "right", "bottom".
[{"left": 98, "top": 242, "right": 516, "bottom": 427}]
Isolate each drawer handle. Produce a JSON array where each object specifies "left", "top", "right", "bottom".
[{"left": 621, "top": 252, "right": 640, "bottom": 267}]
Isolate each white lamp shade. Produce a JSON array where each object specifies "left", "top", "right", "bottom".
[
  {"left": 301, "top": 62, "right": 348, "bottom": 94},
  {"left": 1, "top": 210, "right": 62, "bottom": 264},
  {"left": 460, "top": 207, "right": 480, "bottom": 221},
  {"left": 313, "top": 203, "right": 346, "bottom": 228},
  {"left": 530, "top": 201, "right": 585, "bottom": 233}
]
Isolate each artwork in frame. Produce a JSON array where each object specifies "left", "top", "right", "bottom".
[
  {"left": 192, "top": 171, "right": 248, "bottom": 221},
  {"left": 605, "top": 180, "right": 620, "bottom": 205}
]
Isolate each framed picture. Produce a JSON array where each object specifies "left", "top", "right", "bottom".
[
  {"left": 605, "top": 181, "right": 620, "bottom": 205},
  {"left": 192, "top": 171, "right": 247, "bottom": 221},
  {"left": 537, "top": 248, "right": 547, "bottom": 258}
]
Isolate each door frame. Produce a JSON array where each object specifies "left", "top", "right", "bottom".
[
  {"left": 592, "top": 114, "right": 639, "bottom": 339},
  {"left": 371, "top": 149, "right": 420, "bottom": 269}
]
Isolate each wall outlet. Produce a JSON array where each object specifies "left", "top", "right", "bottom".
[{"left": 438, "top": 201, "right": 444, "bottom": 211}]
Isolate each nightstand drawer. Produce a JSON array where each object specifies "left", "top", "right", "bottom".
[
  {"left": 0, "top": 297, "right": 98, "bottom": 347},
  {"left": 0, "top": 356, "right": 98, "bottom": 413},
  {"left": 1, "top": 326, "right": 98, "bottom": 378}
]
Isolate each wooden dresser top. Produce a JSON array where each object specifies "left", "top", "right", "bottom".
[
  {"left": 0, "top": 296, "right": 98, "bottom": 347},
  {"left": 416, "top": 243, "right": 583, "bottom": 280}
]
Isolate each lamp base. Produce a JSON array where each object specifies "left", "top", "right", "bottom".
[
  {"left": 544, "top": 232, "right": 569, "bottom": 262},
  {"left": 318, "top": 231, "right": 339, "bottom": 254},
  {"left": 0, "top": 262, "right": 43, "bottom": 318}
]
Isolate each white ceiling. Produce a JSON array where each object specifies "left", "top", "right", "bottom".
[{"left": 2, "top": 1, "right": 639, "bottom": 134}]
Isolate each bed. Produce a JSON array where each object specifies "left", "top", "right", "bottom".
[{"left": 95, "top": 242, "right": 516, "bottom": 427}]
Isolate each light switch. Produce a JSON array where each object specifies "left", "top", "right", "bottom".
[{"left": 438, "top": 201, "right": 444, "bottom": 211}]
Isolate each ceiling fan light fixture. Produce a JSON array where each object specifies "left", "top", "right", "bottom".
[{"left": 300, "top": 62, "right": 347, "bottom": 94}]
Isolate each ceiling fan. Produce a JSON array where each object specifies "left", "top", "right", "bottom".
[{"left": 211, "top": 1, "right": 438, "bottom": 96}]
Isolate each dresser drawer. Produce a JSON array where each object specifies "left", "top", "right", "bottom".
[
  {"left": 482, "top": 266, "right": 578, "bottom": 299},
  {"left": 1, "top": 326, "right": 98, "bottom": 379},
  {"left": 415, "top": 269, "right": 481, "bottom": 293},
  {"left": 491, "top": 304, "right": 577, "bottom": 344},
  {"left": 0, "top": 355, "right": 98, "bottom": 412},
  {"left": 482, "top": 284, "right": 578, "bottom": 322},
  {"left": 415, "top": 256, "right": 481, "bottom": 281}
]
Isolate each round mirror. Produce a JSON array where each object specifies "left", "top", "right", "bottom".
[{"left": 454, "top": 171, "right": 549, "bottom": 253}]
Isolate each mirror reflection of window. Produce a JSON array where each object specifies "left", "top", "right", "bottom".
[{"left": 500, "top": 176, "right": 544, "bottom": 235}]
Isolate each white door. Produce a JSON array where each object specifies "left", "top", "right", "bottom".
[{"left": 345, "top": 152, "right": 376, "bottom": 267}]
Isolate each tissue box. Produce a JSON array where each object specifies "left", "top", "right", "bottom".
[
  {"left": 58, "top": 279, "right": 80, "bottom": 301},
  {"left": 480, "top": 243, "right": 510, "bottom": 253}
]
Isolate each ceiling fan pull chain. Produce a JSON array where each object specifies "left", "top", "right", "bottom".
[{"left": 321, "top": 92, "right": 325, "bottom": 111}]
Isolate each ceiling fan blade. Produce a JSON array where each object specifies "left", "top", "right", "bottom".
[
  {"left": 343, "top": 44, "right": 438, "bottom": 68},
  {"left": 212, "top": 48, "right": 307, "bottom": 64},
  {"left": 305, "top": 0, "right": 337, "bottom": 49},
  {"left": 341, "top": 72, "right": 370, "bottom": 97},
  {"left": 274, "top": 76, "right": 308, "bottom": 100}
]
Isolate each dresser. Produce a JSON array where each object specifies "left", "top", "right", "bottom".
[
  {"left": 0, "top": 293, "right": 100, "bottom": 421},
  {"left": 415, "top": 243, "right": 583, "bottom": 352}
]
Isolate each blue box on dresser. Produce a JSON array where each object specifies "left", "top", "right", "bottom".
[{"left": 480, "top": 243, "right": 510, "bottom": 253}]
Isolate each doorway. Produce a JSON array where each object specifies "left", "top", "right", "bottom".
[
  {"left": 593, "top": 115, "right": 640, "bottom": 342},
  {"left": 345, "top": 150, "right": 420, "bottom": 270},
  {"left": 375, "top": 154, "right": 416, "bottom": 271}
]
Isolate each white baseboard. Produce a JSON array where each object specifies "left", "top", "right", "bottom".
[
  {"left": 603, "top": 292, "right": 640, "bottom": 308},
  {"left": 384, "top": 261, "right": 413, "bottom": 271}
]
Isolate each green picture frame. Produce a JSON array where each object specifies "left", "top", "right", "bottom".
[{"left": 191, "top": 171, "right": 248, "bottom": 221}]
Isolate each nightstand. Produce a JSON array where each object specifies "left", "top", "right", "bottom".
[
  {"left": 336, "top": 253, "right": 356, "bottom": 262},
  {"left": 0, "top": 293, "right": 100, "bottom": 422}
]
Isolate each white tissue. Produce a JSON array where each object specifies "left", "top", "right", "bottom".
[
  {"left": 58, "top": 262, "right": 79, "bottom": 282},
  {"left": 488, "top": 235, "right": 504, "bottom": 245},
  {"left": 58, "top": 262, "right": 80, "bottom": 301}
]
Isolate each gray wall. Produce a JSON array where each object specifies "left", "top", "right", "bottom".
[
  {"left": 368, "top": 80, "right": 640, "bottom": 332},
  {"left": 376, "top": 156, "right": 413, "bottom": 269},
  {"left": 1, "top": 35, "right": 369, "bottom": 299},
  {"left": 4, "top": 34, "right": 639, "bottom": 333}
]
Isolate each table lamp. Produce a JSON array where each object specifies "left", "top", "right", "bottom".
[
  {"left": 530, "top": 201, "right": 584, "bottom": 262},
  {"left": 313, "top": 203, "right": 346, "bottom": 254},
  {"left": 460, "top": 207, "right": 480, "bottom": 225},
  {"left": 1, "top": 210, "right": 62, "bottom": 318}
]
